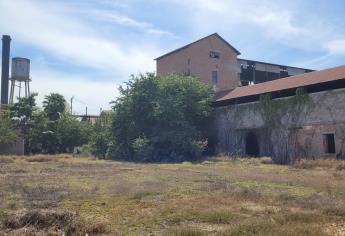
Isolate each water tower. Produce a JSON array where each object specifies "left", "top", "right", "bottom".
[{"left": 9, "top": 57, "right": 31, "bottom": 104}]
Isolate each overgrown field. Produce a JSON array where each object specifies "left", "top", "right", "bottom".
[{"left": 1, "top": 155, "right": 345, "bottom": 235}]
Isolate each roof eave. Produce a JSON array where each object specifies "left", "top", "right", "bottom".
[{"left": 154, "top": 33, "right": 241, "bottom": 60}]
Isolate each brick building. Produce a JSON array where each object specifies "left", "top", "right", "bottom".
[
  {"left": 156, "top": 33, "right": 345, "bottom": 162},
  {"left": 156, "top": 33, "right": 312, "bottom": 94}
]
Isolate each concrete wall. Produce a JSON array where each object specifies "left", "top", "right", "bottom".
[
  {"left": 156, "top": 35, "right": 240, "bottom": 92},
  {"left": 214, "top": 88, "right": 345, "bottom": 162},
  {"left": 0, "top": 138, "right": 25, "bottom": 155}
]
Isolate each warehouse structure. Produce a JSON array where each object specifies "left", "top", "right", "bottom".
[{"left": 156, "top": 33, "right": 345, "bottom": 162}]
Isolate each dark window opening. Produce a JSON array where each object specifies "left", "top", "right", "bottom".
[
  {"left": 280, "top": 70, "right": 289, "bottom": 78},
  {"left": 255, "top": 70, "right": 267, "bottom": 83},
  {"left": 324, "top": 133, "right": 336, "bottom": 154},
  {"left": 245, "top": 132, "right": 260, "bottom": 157},
  {"left": 210, "top": 51, "right": 220, "bottom": 59},
  {"left": 212, "top": 70, "right": 218, "bottom": 85},
  {"left": 240, "top": 65, "right": 255, "bottom": 85}
]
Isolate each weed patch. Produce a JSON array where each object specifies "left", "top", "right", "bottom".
[
  {"left": 22, "top": 186, "right": 68, "bottom": 208},
  {"left": 131, "top": 191, "right": 160, "bottom": 200},
  {"left": 293, "top": 159, "right": 345, "bottom": 170},
  {"left": 2, "top": 209, "right": 108, "bottom": 236},
  {"left": 0, "top": 156, "right": 15, "bottom": 163}
]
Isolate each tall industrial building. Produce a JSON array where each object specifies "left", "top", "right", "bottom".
[{"left": 155, "top": 33, "right": 313, "bottom": 95}]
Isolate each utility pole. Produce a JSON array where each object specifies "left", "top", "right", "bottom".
[
  {"left": 85, "top": 106, "right": 88, "bottom": 117},
  {"left": 70, "top": 96, "right": 74, "bottom": 114}
]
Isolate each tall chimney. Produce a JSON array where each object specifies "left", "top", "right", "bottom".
[{"left": 1, "top": 35, "right": 11, "bottom": 105}]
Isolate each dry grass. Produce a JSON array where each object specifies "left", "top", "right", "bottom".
[
  {"left": 0, "top": 154, "right": 71, "bottom": 164},
  {"left": 25, "top": 154, "right": 71, "bottom": 163},
  {"left": 0, "top": 156, "right": 16, "bottom": 163},
  {"left": 2, "top": 209, "right": 108, "bottom": 236},
  {"left": 293, "top": 158, "right": 345, "bottom": 170},
  {"left": 0, "top": 154, "right": 345, "bottom": 235},
  {"left": 259, "top": 157, "right": 274, "bottom": 165}
]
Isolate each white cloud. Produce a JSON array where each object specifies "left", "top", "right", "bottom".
[
  {"left": 324, "top": 39, "right": 345, "bottom": 55},
  {"left": 168, "top": 0, "right": 345, "bottom": 69},
  {"left": 31, "top": 68, "right": 119, "bottom": 115},
  {"left": 0, "top": 0, "right": 168, "bottom": 114},
  {"left": 249, "top": 11, "right": 303, "bottom": 38},
  {"left": 93, "top": 10, "right": 173, "bottom": 36},
  {"left": 0, "top": 0, "right": 159, "bottom": 78},
  {"left": 173, "top": 0, "right": 305, "bottom": 40}
]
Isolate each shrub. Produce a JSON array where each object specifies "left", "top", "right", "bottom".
[
  {"left": 90, "top": 111, "right": 113, "bottom": 158},
  {"left": 131, "top": 136, "right": 154, "bottom": 161},
  {"left": 109, "top": 73, "right": 213, "bottom": 162},
  {"left": 74, "top": 144, "right": 92, "bottom": 156},
  {"left": 0, "top": 111, "right": 17, "bottom": 145}
]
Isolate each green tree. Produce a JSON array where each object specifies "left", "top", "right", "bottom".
[
  {"left": 10, "top": 93, "right": 39, "bottom": 153},
  {"left": 90, "top": 111, "right": 113, "bottom": 158},
  {"left": 10, "top": 93, "right": 37, "bottom": 121},
  {"left": 0, "top": 111, "right": 17, "bottom": 144},
  {"left": 43, "top": 93, "right": 66, "bottom": 120},
  {"left": 56, "top": 113, "right": 93, "bottom": 153},
  {"left": 109, "top": 73, "right": 213, "bottom": 162},
  {"left": 30, "top": 111, "right": 50, "bottom": 154}
]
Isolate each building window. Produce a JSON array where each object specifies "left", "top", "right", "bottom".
[
  {"left": 209, "top": 51, "right": 220, "bottom": 59},
  {"left": 323, "top": 133, "right": 336, "bottom": 154},
  {"left": 211, "top": 70, "right": 218, "bottom": 86}
]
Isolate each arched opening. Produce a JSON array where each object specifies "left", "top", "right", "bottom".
[{"left": 245, "top": 132, "right": 260, "bottom": 157}]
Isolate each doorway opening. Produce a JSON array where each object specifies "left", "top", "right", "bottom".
[
  {"left": 245, "top": 131, "right": 260, "bottom": 157},
  {"left": 323, "top": 133, "right": 336, "bottom": 154}
]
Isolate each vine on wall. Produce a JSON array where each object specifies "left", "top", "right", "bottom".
[
  {"left": 255, "top": 88, "right": 313, "bottom": 163},
  {"left": 217, "top": 87, "right": 345, "bottom": 163},
  {"left": 218, "top": 88, "right": 312, "bottom": 161}
]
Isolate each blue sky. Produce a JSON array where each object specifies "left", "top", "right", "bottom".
[{"left": 1, "top": 0, "right": 345, "bottom": 114}]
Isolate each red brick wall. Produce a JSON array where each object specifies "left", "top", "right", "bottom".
[{"left": 157, "top": 35, "right": 240, "bottom": 92}]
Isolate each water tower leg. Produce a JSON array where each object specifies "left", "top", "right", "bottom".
[
  {"left": 18, "top": 82, "right": 21, "bottom": 98},
  {"left": 27, "top": 80, "right": 30, "bottom": 96},
  {"left": 24, "top": 81, "right": 27, "bottom": 97},
  {"left": 9, "top": 80, "right": 15, "bottom": 104}
]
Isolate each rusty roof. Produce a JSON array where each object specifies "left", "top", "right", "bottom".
[{"left": 216, "top": 65, "right": 345, "bottom": 102}]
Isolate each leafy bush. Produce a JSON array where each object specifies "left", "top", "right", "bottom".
[
  {"left": 90, "top": 111, "right": 113, "bottom": 158},
  {"left": 56, "top": 113, "right": 93, "bottom": 153},
  {"left": 74, "top": 144, "right": 92, "bottom": 156},
  {"left": 9, "top": 93, "right": 93, "bottom": 155},
  {"left": 109, "top": 73, "right": 213, "bottom": 162},
  {"left": 131, "top": 136, "right": 154, "bottom": 161},
  {"left": 0, "top": 111, "right": 17, "bottom": 144}
]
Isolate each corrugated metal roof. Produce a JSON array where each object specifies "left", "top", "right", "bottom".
[
  {"left": 238, "top": 58, "right": 314, "bottom": 71},
  {"left": 216, "top": 65, "right": 345, "bottom": 102}
]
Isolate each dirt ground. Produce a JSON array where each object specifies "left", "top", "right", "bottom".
[{"left": 0, "top": 155, "right": 345, "bottom": 235}]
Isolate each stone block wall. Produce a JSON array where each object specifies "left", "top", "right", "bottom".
[
  {"left": 0, "top": 138, "right": 25, "bottom": 155},
  {"left": 214, "top": 88, "right": 345, "bottom": 163}
]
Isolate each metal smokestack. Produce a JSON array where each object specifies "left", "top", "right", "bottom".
[{"left": 1, "top": 35, "right": 11, "bottom": 105}]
